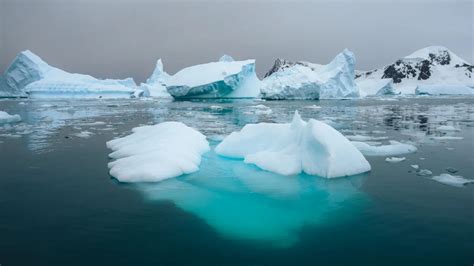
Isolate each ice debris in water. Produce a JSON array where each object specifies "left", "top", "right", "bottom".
[
  {"left": 417, "top": 169, "right": 433, "bottom": 176},
  {"left": 107, "top": 122, "right": 210, "bottom": 182},
  {"left": 385, "top": 157, "right": 406, "bottom": 163},
  {"left": 216, "top": 111, "right": 371, "bottom": 178},
  {"left": 352, "top": 140, "right": 417, "bottom": 156},
  {"left": 432, "top": 174, "right": 474, "bottom": 187},
  {"left": 411, "top": 164, "right": 419, "bottom": 170},
  {"left": 0, "top": 111, "right": 22, "bottom": 124},
  {"left": 74, "top": 131, "right": 94, "bottom": 138},
  {"left": 436, "top": 125, "right": 460, "bottom": 131}
]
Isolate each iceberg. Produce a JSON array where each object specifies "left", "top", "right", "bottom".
[
  {"left": 139, "top": 59, "right": 172, "bottom": 98},
  {"left": 0, "top": 111, "right": 21, "bottom": 124},
  {"left": 1, "top": 50, "right": 138, "bottom": 98},
  {"left": 352, "top": 140, "right": 417, "bottom": 156},
  {"left": 166, "top": 56, "right": 261, "bottom": 98},
  {"left": 215, "top": 111, "right": 371, "bottom": 178},
  {"left": 415, "top": 85, "right": 473, "bottom": 95},
  {"left": 107, "top": 122, "right": 210, "bottom": 182},
  {"left": 260, "top": 49, "right": 360, "bottom": 100},
  {"left": 356, "top": 78, "right": 396, "bottom": 97}
]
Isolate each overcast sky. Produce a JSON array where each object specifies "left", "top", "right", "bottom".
[{"left": 0, "top": 0, "right": 472, "bottom": 82}]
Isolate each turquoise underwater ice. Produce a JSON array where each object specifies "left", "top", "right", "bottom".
[{"left": 135, "top": 141, "right": 370, "bottom": 247}]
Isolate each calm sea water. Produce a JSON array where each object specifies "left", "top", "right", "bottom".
[{"left": 0, "top": 97, "right": 473, "bottom": 266}]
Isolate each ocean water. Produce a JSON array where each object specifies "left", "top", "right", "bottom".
[{"left": 0, "top": 97, "right": 473, "bottom": 265}]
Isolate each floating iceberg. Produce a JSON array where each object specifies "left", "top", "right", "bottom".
[
  {"left": 216, "top": 111, "right": 371, "bottom": 178},
  {"left": 432, "top": 174, "right": 474, "bottom": 187},
  {"left": 166, "top": 56, "right": 261, "bottom": 98},
  {"left": 260, "top": 49, "right": 360, "bottom": 100},
  {"left": 0, "top": 111, "right": 21, "bottom": 124},
  {"left": 415, "top": 85, "right": 473, "bottom": 95},
  {"left": 0, "top": 50, "right": 138, "bottom": 98},
  {"left": 352, "top": 140, "right": 417, "bottom": 156},
  {"left": 357, "top": 78, "right": 396, "bottom": 97},
  {"left": 107, "top": 122, "right": 210, "bottom": 182},
  {"left": 139, "top": 59, "right": 172, "bottom": 98}
]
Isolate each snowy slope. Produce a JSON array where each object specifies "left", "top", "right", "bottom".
[
  {"left": 0, "top": 50, "right": 138, "bottom": 98},
  {"left": 260, "top": 49, "right": 360, "bottom": 100},
  {"left": 167, "top": 57, "right": 261, "bottom": 98},
  {"left": 356, "top": 46, "right": 473, "bottom": 94}
]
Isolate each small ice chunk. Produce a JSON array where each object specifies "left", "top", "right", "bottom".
[
  {"left": 0, "top": 111, "right": 22, "bottom": 124},
  {"left": 352, "top": 140, "right": 417, "bottom": 156},
  {"left": 304, "top": 105, "right": 322, "bottom": 109},
  {"left": 431, "top": 136, "right": 464, "bottom": 140},
  {"left": 432, "top": 174, "right": 474, "bottom": 187},
  {"left": 411, "top": 164, "right": 419, "bottom": 170},
  {"left": 74, "top": 131, "right": 93, "bottom": 138},
  {"left": 107, "top": 121, "right": 210, "bottom": 182},
  {"left": 417, "top": 169, "right": 433, "bottom": 176},
  {"left": 216, "top": 111, "right": 371, "bottom": 178},
  {"left": 385, "top": 157, "right": 406, "bottom": 163}
]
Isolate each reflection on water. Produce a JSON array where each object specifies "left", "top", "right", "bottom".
[{"left": 135, "top": 144, "right": 369, "bottom": 247}]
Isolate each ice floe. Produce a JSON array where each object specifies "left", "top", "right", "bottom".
[
  {"left": 107, "top": 121, "right": 210, "bottom": 182},
  {"left": 431, "top": 174, "right": 474, "bottom": 187},
  {"left": 385, "top": 157, "right": 406, "bottom": 163},
  {"left": 352, "top": 140, "right": 417, "bottom": 156},
  {"left": 0, "top": 111, "right": 21, "bottom": 124}
]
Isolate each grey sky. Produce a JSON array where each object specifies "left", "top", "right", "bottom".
[{"left": 1, "top": 0, "right": 472, "bottom": 82}]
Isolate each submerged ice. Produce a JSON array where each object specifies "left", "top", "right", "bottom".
[{"left": 216, "top": 111, "right": 371, "bottom": 178}]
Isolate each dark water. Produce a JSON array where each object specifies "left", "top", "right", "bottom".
[{"left": 0, "top": 97, "right": 473, "bottom": 266}]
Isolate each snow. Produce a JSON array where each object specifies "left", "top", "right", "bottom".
[
  {"left": 216, "top": 111, "right": 371, "bottom": 178},
  {"left": 415, "top": 85, "right": 473, "bottom": 95},
  {"left": 107, "top": 122, "right": 210, "bottom": 182},
  {"left": 260, "top": 49, "right": 360, "bottom": 100},
  {"left": 166, "top": 58, "right": 261, "bottom": 98},
  {"left": 1, "top": 50, "right": 138, "bottom": 98},
  {"left": 385, "top": 157, "right": 406, "bottom": 163},
  {"left": 356, "top": 46, "right": 473, "bottom": 94},
  {"left": 431, "top": 174, "right": 474, "bottom": 187},
  {"left": 139, "top": 59, "right": 172, "bottom": 98},
  {"left": 0, "top": 111, "right": 21, "bottom": 124},
  {"left": 357, "top": 78, "right": 396, "bottom": 97},
  {"left": 352, "top": 140, "right": 417, "bottom": 156}
]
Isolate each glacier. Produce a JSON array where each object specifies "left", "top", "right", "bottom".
[
  {"left": 106, "top": 121, "right": 210, "bottom": 182},
  {"left": 259, "top": 49, "right": 360, "bottom": 100},
  {"left": 166, "top": 56, "right": 261, "bottom": 98},
  {"left": 215, "top": 111, "right": 371, "bottom": 178},
  {"left": 139, "top": 59, "right": 172, "bottom": 98},
  {"left": 0, "top": 50, "right": 138, "bottom": 98}
]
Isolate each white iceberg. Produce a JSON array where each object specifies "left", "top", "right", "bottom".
[
  {"left": 356, "top": 78, "right": 396, "bottom": 97},
  {"left": 107, "top": 122, "right": 210, "bottom": 182},
  {"left": 260, "top": 49, "right": 360, "bottom": 100},
  {"left": 215, "top": 111, "right": 371, "bottom": 178},
  {"left": 0, "top": 111, "right": 22, "bottom": 124},
  {"left": 352, "top": 140, "right": 417, "bottom": 156},
  {"left": 1, "top": 50, "right": 138, "bottom": 98},
  {"left": 139, "top": 59, "right": 172, "bottom": 98},
  {"left": 431, "top": 174, "right": 474, "bottom": 187},
  {"left": 415, "top": 85, "right": 473, "bottom": 95},
  {"left": 166, "top": 56, "right": 261, "bottom": 98}
]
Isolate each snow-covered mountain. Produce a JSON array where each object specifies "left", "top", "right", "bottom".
[
  {"left": 356, "top": 46, "right": 473, "bottom": 94},
  {"left": 260, "top": 49, "right": 360, "bottom": 100}
]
